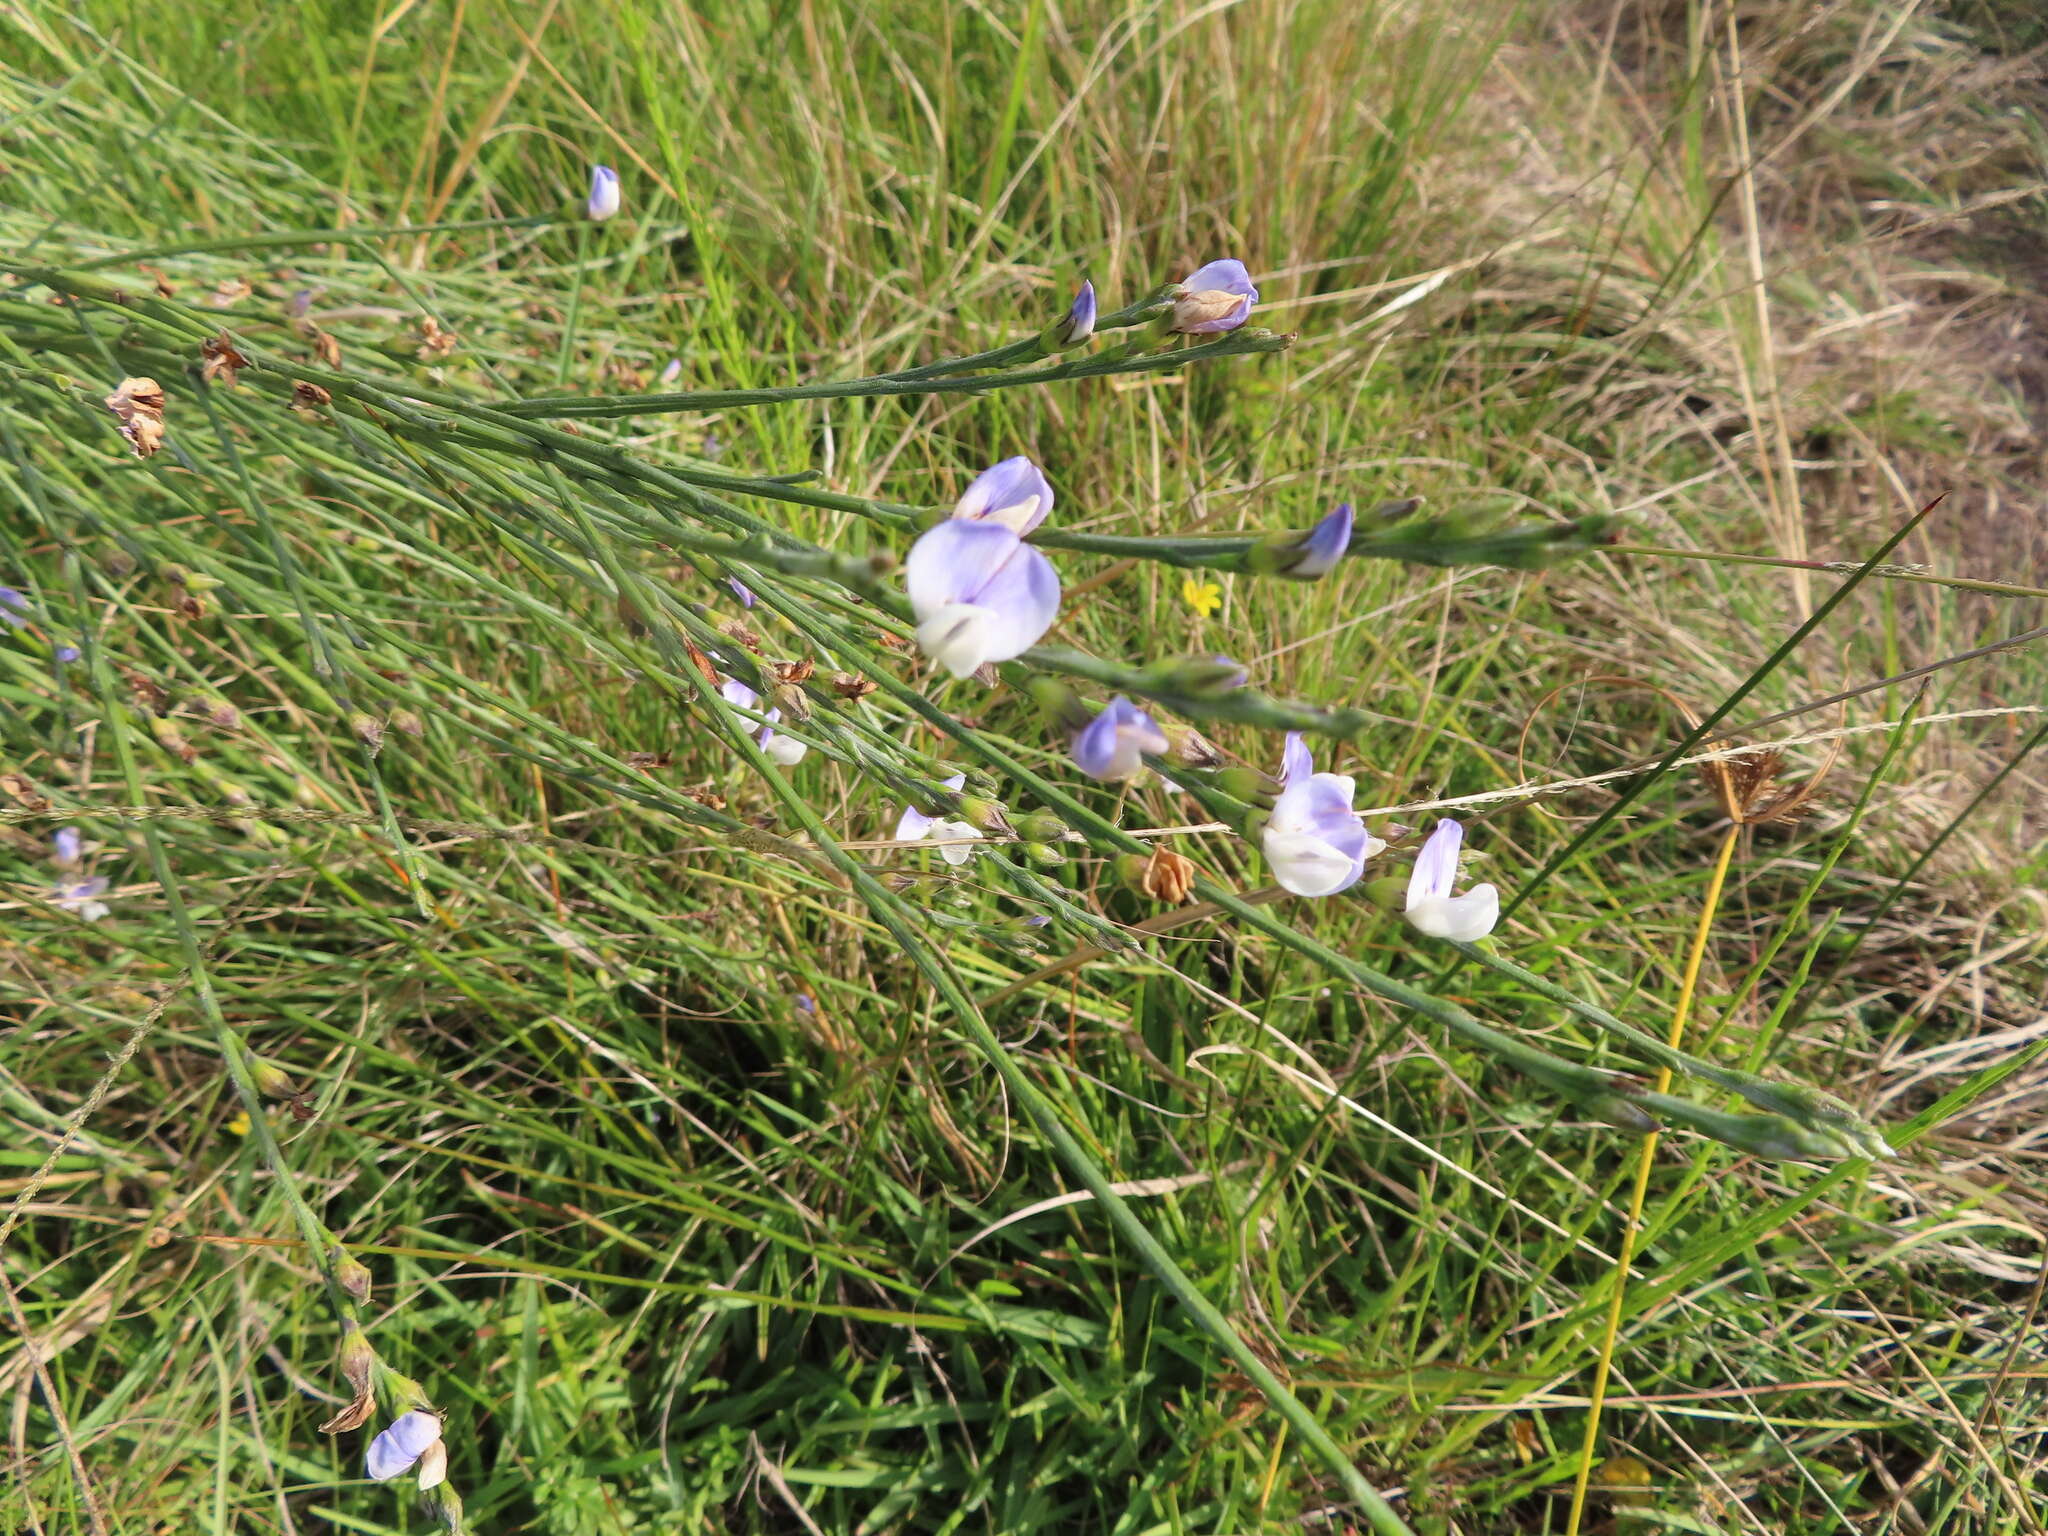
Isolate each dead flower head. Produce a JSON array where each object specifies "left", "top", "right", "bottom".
[
  {"left": 290, "top": 381, "right": 332, "bottom": 419},
  {"left": 1698, "top": 733, "right": 1839, "bottom": 826},
  {"left": 200, "top": 333, "right": 250, "bottom": 389},
  {"left": 104, "top": 377, "right": 167, "bottom": 457},
  {"left": 415, "top": 315, "right": 458, "bottom": 361},
  {"left": 1140, "top": 846, "right": 1198, "bottom": 905}
]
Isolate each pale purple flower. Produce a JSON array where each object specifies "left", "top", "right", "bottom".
[
  {"left": 895, "top": 773, "right": 979, "bottom": 865},
  {"left": 51, "top": 876, "right": 110, "bottom": 922},
  {"left": 0, "top": 588, "right": 27, "bottom": 629},
  {"left": 1054, "top": 280, "right": 1096, "bottom": 346},
  {"left": 1171, "top": 259, "right": 1258, "bottom": 334},
  {"left": 953, "top": 455, "right": 1054, "bottom": 536},
  {"left": 586, "top": 164, "right": 621, "bottom": 221},
  {"left": 719, "top": 678, "right": 806, "bottom": 766},
  {"left": 905, "top": 520, "right": 1060, "bottom": 678},
  {"left": 1289, "top": 502, "right": 1353, "bottom": 579},
  {"left": 1260, "top": 733, "right": 1384, "bottom": 897},
  {"left": 727, "top": 577, "right": 755, "bottom": 608},
  {"left": 1404, "top": 819, "right": 1500, "bottom": 941},
  {"left": 366, "top": 1410, "right": 442, "bottom": 1483},
  {"left": 47, "top": 827, "right": 108, "bottom": 920},
  {"left": 1071, "top": 695, "right": 1168, "bottom": 782},
  {"left": 658, "top": 357, "right": 682, "bottom": 386},
  {"left": 56, "top": 645, "right": 80, "bottom": 663}
]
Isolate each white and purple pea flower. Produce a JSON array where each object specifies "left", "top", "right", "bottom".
[
  {"left": 1261, "top": 733, "right": 1384, "bottom": 898},
  {"left": 586, "top": 164, "right": 621, "bottom": 221},
  {"left": 718, "top": 677, "right": 807, "bottom": 766},
  {"left": 906, "top": 456, "right": 1062, "bottom": 679},
  {"left": 1170, "top": 259, "right": 1258, "bottom": 334},
  {"left": 1071, "top": 695, "right": 1168, "bottom": 783},
  {"left": 49, "top": 828, "right": 110, "bottom": 922},
  {"left": 1403, "top": 819, "right": 1500, "bottom": 941},
  {"left": 366, "top": 1409, "right": 446, "bottom": 1490},
  {"left": 895, "top": 773, "right": 980, "bottom": 864}
]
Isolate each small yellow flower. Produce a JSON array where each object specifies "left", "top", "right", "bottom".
[
  {"left": 1180, "top": 576, "right": 1222, "bottom": 619},
  {"left": 225, "top": 1110, "right": 251, "bottom": 1137}
]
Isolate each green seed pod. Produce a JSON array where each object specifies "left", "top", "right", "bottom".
[
  {"left": 334, "top": 1251, "right": 373, "bottom": 1304},
  {"left": 954, "top": 796, "right": 1012, "bottom": 836},
  {"left": 1215, "top": 766, "right": 1277, "bottom": 806},
  {"left": 1015, "top": 810, "right": 1071, "bottom": 844}
]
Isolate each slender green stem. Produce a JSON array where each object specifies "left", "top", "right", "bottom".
[
  {"left": 555, "top": 223, "right": 589, "bottom": 385},
  {"left": 66, "top": 215, "right": 557, "bottom": 269},
  {"left": 1611, "top": 541, "right": 2048, "bottom": 602}
]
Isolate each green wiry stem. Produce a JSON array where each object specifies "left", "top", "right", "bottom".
[
  {"left": 495, "top": 323, "right": 1294, "bottom": 417},
  {"left": 1445, "top": 941, "right": 1890, "bottom": 1155}
]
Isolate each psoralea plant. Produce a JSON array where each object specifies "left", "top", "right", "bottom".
[{"left": 0, "top": 228, "right": 1893, "bottom": 1536}]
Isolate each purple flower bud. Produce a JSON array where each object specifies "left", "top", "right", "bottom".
[
  {"left": 1170, "top": 259, "right": 1258, "bottom": 334},
  {"left": 905, "top": 520, "right": 1060, "bottom": 678},
  {"left": 1070, "top": 695, "right": 1169, "bottom": 782},
  {"left": 1054, "top": 279, "right": 1096, "bottom": 347},
  {"left": 1260, "top": 733, "right": 1383, "bottom": 897},
  {"left": 1403, "top": 819, "right": 1500, "bottom": 941},
  {"left": 658, "top": 357, "right": 682, "bottom": 386},
  {"left": 727, "top": 577, "right": 756, "bottom": 608},
  {"left": 366, "top": 1410, "right": 442, "bottom": 1482},
  {"left": 0, "top": 588, "right": 27, "bottom": 629},
  {"left": 794, "top": 992, "right": 816, "bottom": 1014},
  {"left": 53, "top": 828, "right": 82, "bottom": 867},
  {"left": 953, "top": 455, "right": 1054, "bottom": 536},
  {"left": 586, "top": 164, "right": 621, "bottom": 221},
  {"left": 56, "top": 645, "right": 80, "bottom": 663},
  {"left": 1289, "top": 502, "right": 1353, "bottom": 579}
]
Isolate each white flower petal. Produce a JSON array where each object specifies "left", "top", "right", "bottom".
[
  {"left": 1406, "top": 885, "right": 1500, "bottom": 942},
  {"left": 933, "top": 820, "right": 982, "bottom": 865},
  {"left": 915, "top": 602, "right": 1001, "bottom": 678},
  {"left": 1262, "top": 826, "right": 1356, "bottom": 897}
]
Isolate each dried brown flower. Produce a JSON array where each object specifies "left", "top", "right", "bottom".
[
  {"left": 314, "top": 330, "right": 342, "bottom": 369},
  {"left": 290, "top": 381, "right": 332, "bottom": 419},
  {"left": 830, "top": 671, "right": 877, "bottom": 699},
  {"left": 770, "top": 658, "right": 815, "bottom": 685},
  {"left": 319, "top": 1392, "right": 377, "bottom": 1435},
  {"left": 210, "top": 278, "right": 254, "bottom": 308},
  {"left": 200, "top": 332, "right": 249, "bottom": 389},
  {"left": 104, "top": 377, "right": 167, "bottom": 457},
  {"left": 0, "top": 773, "right": 50, "bottom": 812},
  {"left": 415, "top": 315, "right": 458, "bottom": 360},
  {"left": 1140, "top": 847, "right": 1198, "bottom": 904}
]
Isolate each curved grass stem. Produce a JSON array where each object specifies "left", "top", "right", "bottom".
[{"left": 1563, "top": 822, "right": 1741, "bottom": 1533}]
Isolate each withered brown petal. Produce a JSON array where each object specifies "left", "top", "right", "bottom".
[{"left": 318, "top": 1389, "right": 377, "bottom": 1435}]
